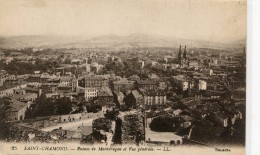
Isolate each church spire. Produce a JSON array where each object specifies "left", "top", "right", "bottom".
[
  {"left": 183, "top": 45, "right": 187, "bottom": 60},
  {"left": 178, "top": 45, "right": 182, "bottom": 64},
  {"left": 178, "top": 45, "right": 182, "bottom": 57}
]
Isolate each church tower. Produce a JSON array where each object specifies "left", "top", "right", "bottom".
[
  {"left": 178, "top": 45, "right": 182, "bottom": 65},
  {"left": 183, "top": 45, "right": 187, "bottom": 61}
]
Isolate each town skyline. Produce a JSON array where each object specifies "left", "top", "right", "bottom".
[{"left": 0, "top": 33, "right": 246, "bottom": 49}]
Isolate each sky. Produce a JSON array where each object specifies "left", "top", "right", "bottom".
[{"left": 0, "top": 0, "right": 246, "bottom": 43}]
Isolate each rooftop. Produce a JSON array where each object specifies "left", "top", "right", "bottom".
[
  {"left": 137, "top": 80, "right": 156, "bottom": 85},
  {"left": 143, "top": 90, "right": 166, "bottom": 96},
  {"left": 7, "top": 99, "right": 28, "bottom": 111},
  {"left": 113, "top": 79, "right": 135, "bottom": 85}
]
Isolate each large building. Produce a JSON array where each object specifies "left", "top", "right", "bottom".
[
  {"left": 76, "top": 86, "right": 99, "bottom": 101},
  {"left": 142, "top": 90, "right": 167, "bottom": 105},
  {"left": 80, "top": 75, "right": 109, "bottom": 88},
  {"left": 113, "top": 79, "right": 135, "bottom": 93}
]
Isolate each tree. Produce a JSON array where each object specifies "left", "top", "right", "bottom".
[
  {"left": 104, "top": 109, "right": 119, "bottom": 120},
  {"left": 56, "top": 97, "right": 72, "bottom": 115},
  {"left": 25, "top": 96, "right": 73, "bottom": 119},
  {"left": 149, "top": 115, "right": 175, "bottom": 132},
  {"left": 114, "top": 117, "right": 122, "bottom": 144},
  {"left": 123, "top": 94, "right": 137, "bottom": 109}
]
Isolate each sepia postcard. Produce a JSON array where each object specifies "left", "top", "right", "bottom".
[{"left": 0, "top": 0, "right": 247, "bottom": 155}]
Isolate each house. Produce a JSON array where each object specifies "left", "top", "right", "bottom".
[
  {"left": 171, "top": 75, "right": 193, "bottom": 91},
  {"left": 25, "top": 86, "right": 42, "bottom": 97},
  {"left": 97, "top": 86, "right": 114, "bottom": 104},
  {"left": 101, "top": 102, "right": 116, "bottom": 114},
  {"left": 114, "top": 91, "right": 125, "bottom": 106},
  {"left": 60, "top": 77, "right": 72, "bottom": 86},
  {"left": 40, "top": 74, "right": 51, "bottom": 83},
  {"left": 4, "top": 99, "right": 29, "bottom": 121},
  {"left": 27, "top": 74, "right": 41, "bottom": 83},
  {"left": 57, "top": 84, "right": 72, "bottom": 94},
  {"left": 0, "top": 84, "right": 28, "bottom": 98},
  {"left": 131, "top": 90, "right": 144, "bottom": 106},
  {"left": 137, "top": 80, "right": 157, "bottom": 91},
  {"left": 41, "top": 83, "right": 59, "bottom": 94},
  {"left": 172, "top": 109, "right": 182, "bottom": 117},
  {"left": 16, "top": 74, "right": 29, "bottom": 83}
]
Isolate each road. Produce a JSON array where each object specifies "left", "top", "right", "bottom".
[{"left": 41, "top": 118, "right": 94, "bottom": 132}]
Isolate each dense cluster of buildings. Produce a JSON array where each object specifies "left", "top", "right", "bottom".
[{"left": 0, "top": 45, "right": 246, "bottom": 145}]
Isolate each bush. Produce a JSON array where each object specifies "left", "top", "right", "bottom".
[{"left": 92, "top": 118, "right": 112, "bottom": 132}]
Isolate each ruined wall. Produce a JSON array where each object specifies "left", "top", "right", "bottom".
[{"left": 121, "top": 112, "right": 145, "bottom": 145}]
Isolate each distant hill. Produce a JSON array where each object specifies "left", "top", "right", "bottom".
[{"left": 0, "top": 34, "right": 246, "bottom": 49}]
